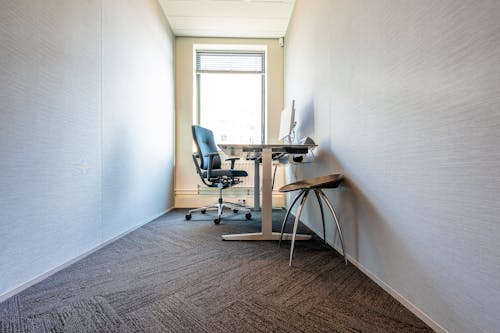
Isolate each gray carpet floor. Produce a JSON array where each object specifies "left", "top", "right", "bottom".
[{"left": 0, "top": 209, "right": 433, "bottom": 332}]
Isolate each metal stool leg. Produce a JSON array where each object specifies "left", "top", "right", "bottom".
[
  {"left": 314, "top": 189, "right": 326, "bottom": 247},
  {"left": 279, "top": 190, "right": 306, "bottom": 248},
  {"left": 318, "top": 190, "right": 347, "bottom": 264},
  {"left": 289, "top": 190, "right": 310, "bottom": 266}
]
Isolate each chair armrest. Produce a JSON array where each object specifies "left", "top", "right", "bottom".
[
  {"left": 192, "top": 152, "right": 201, "bottom": 174},
  {"left": 192, "top": 152, "right": 212, "bottom": 187},
  {"left": 225, "top": 157, "right": 240, "bottom": 169},
  {"left": 204, "top": 152, "right": 220, "bottom": 178}
]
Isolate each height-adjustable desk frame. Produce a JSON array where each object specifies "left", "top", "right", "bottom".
[{"left": 217, "top": 143, "right": 316, "bottom": 241}]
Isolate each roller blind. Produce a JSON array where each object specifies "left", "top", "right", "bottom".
[{"left": 196, "top": 51, "right": 265, "bottom": 74}]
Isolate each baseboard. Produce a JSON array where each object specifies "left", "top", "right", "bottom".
[
  {"left": 303, "top": 221, "right": 448, "bottom": 333},
  {"left": 0, "top": 207, "right": 174, "bottom": 303}
]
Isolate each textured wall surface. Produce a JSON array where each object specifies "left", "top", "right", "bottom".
[
  {"left": 101, "top": 0, "right": 175, "bottom": 239},
  {"left": 0, "top": 0, "right": 175, "bottom": 298},
  {"left": 284, "top": 1, "right": 500, "bottom": 333}
]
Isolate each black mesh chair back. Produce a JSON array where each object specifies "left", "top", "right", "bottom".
[{"left": 192, "top": 125, "right": 221, "bottom": 170}]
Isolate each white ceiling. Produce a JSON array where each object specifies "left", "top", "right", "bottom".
[{"left": 158, "top": 0, "right": 296, "bottom": 38}]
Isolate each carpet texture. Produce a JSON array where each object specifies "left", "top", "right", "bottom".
[{"left": 0, "top": 209, "right": 433, "bottom": 332}]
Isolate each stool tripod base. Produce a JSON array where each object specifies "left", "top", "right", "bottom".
[{"left": 279, "top": 186, "right": 346, "bottom": 266}]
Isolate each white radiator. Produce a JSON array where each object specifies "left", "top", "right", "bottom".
[
  {"left": 224, "top": 160, "right": 256, "bottom": 188},
  {"left": 197, "top": 160, "right": 285, "bottom": 195}
]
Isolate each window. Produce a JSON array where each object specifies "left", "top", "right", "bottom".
[{"left": 196, "top": 49, "right": 265, "bottom": 144}]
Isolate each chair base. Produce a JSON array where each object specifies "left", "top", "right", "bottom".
[{"left": 186, "top": 199, "right": 251, "bottom": 224}]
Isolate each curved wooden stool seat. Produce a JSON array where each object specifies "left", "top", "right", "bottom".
[{"left": 279, "top": 174, "right": 346, "bottom": 266}]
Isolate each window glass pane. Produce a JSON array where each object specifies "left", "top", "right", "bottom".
[{"left": 199, "top": 73, "right": 262, "bottom": 144}]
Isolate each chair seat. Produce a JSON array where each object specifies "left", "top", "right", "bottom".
[
  {"left": 202, "top": 169, "right": 248, "bottom": 178},
  {"left": 279, "top": 174, "right": 343, "bottom": 192}
]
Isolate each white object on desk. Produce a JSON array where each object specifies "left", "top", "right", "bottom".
[
  {"left": 278, "top": 100, "right": 296, "bottom": 144},
  {"left": 217, "top": 143, "right": 316, "bottom": 241}
]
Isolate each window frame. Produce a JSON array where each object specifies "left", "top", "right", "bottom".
[{"left": 194, "top": 48, "right": 267, "bottom": 144}]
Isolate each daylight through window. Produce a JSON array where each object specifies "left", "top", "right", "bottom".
[{"left": 196, "top": 50, "right": 266, "bottom": 144}]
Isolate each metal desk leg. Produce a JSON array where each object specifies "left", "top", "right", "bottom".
[
  {"left": 261, "top": 148, "right": 273, "bottom": 238},
  {"left": 253, "top": 158, "right": 260, "bottom": 211}
]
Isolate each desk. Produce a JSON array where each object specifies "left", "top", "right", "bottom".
[{"left": 217, "top": 143, "right": 316, "bottom": 241}]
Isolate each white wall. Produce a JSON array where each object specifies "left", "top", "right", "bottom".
[
  {"left": 174, "top": 37, "right": 285, "bottom": 208},
  {"left": 0, "top": 0, "right": 175, "bottom": 299},
  {"left": 284, "top": 1, "right": 500, "bottom": 333},
  {"left": 101, "top": 0, "right": 175, "bottom": 239}
]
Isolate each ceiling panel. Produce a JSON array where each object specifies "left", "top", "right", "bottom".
[{"left": 158, "top": 0, "right": 295, "bottom": 38}]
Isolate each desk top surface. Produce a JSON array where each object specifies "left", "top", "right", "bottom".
[{"left": 218, "top": 143, "right": 317, "bottom": 155}]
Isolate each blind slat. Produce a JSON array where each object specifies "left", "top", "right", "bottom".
[{"left": 196, "top": 51, "right": 265, "bottom": 73}]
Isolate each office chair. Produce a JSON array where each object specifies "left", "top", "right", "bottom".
[{"left": 185, "top": 125, "right": 252, "bottom": 224}]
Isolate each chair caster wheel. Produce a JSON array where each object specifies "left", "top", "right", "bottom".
[
  {"left": 201, "top": 210, "right": 206, "bottom": 214},
  {"left": 245, "top": 213, "right": 252, "bottom": 220},
  {"left": 214, "top": 218, "right": 221, "bottom": 225},
  {"left": 233, "top": 209, "right": 238, "bottom": 213},
  {"left": 185, "top": 214, "right": 192, "bottom": 220}
]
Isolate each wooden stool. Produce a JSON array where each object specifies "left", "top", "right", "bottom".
[{"left": 279, "top": 174, "right": 346, "bottom": 266}]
